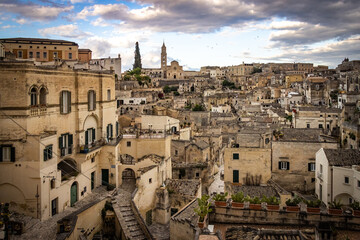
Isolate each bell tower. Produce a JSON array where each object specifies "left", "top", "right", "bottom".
[{"left": 161, "top": 42, "right": 167, "bottom": 78}]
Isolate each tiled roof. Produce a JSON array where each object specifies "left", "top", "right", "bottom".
[{"left": 323, "top": 149, "right": 360, "bottom": 166}]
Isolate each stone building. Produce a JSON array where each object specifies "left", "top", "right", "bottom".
[
  {"left": 0, "top": 37, "right": 79, "bottom": 62},
  {"left": 316, "top": 148, "right": 360, "bottom": 206},
  {"left": 78, "top": 49, "right": 92, "bottom": 63},
  {"left": 272, "top": 128, "right": 338, "bottom": 193},
  {"left": 89, "top": 54, "right": 122, "bottom": 77},
  {"left": 0, "top": 60, "right": 119, "bottom": 220}
]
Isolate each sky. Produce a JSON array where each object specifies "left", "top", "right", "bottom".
[{"left": 0, "top": 0, "right": 359, "bottom": 71}]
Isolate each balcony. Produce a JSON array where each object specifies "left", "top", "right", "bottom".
[
  {"left": 79, "top": 140, "right": 104, "bottom": 154},
  {"left": 317, "top": 172, "right": 323, "bottom": 180},
  {"left": 30, "top": 106, "right": 47, "bottom": 116},
  {"left": 60, "top": 146, "right": 73, "bottom": 157}
]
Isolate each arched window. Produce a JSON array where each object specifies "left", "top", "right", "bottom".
[
  {"left": 39, "top": 87, "right": 47, "bottom": 105},
  {"left": 30, "top": 87, "right": 37, "bottom": 106}
]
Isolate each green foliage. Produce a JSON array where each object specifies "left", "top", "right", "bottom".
[
  {"left": 285, "top": 114, "right": 292, "bottom": 122},
  {"left": 350, "top": 201, "right": 360, "bottom": 210},
  {"left": 170, "top": 86, "right": 178, "bottom": 91},
  {"left": 244, "top": 195, "right": 252, "bottom": 203},
  {"left": 163, "top": 85, "right": 171, "bottom": 94},
  {"left": 213, "top": 192, "right": 228, "bottom": 202},
  {"left": 286, "top": 196, "right": 302, "bottom": 206},
  {"left": 349, "top": 133, "right": 356, "bottom": 140},
  {"left": 261, "top": 196, "right": 280, "bottom": 205},
  {"left": 101, "top": 201, "right": 114, "bottom": 220},
  {"left": 123, "top": 74, "right": 131, "bottom": 81},
  {"left": 174, "top": 91, "right": 180, "bottom": 96},
  {"left": 305, "top": 199, "right": 322, "bottom": 208},
  {"left": 231, "top": 192, "right": 245, "bottom": 203},
  {"left": 222, "top": 80, "right": 236, "bottom": 89},
  {"left": 192, "top": 104, "right": 205, "bottom": 111},
  {"left": 194, "top": 195, "right": 212, "bottom": 222},
  {"left": 328, "top": 199, "right": 343, "bottom": 209},
  {"left": 251, "top": 67, "right": 262, "bottom": 74},
  {"left": 330, "top": 90, "right": 339, "bottom": 100},
  {"left": 249, "top": 196, "right": 261, "bottom": 204},
  {"left": 167, "top": 187, "right": 175, "bottom": 195},
  {"left": 133, "top": 42, "right": 142, "bottom": 69}
]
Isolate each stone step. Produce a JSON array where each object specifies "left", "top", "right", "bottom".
[
  {"left": 129, "top": 225, "right": 142, "bottom": 232},
  {"left": 130, "top": 230, "right": 145, "bottom": 237},
  {"left": 124, "top": 216, "right": 136, "bottom": 222},
  {"left": 126, "top": 221, "right": 138, "bottom": 227},
  {"left": 122, "top": 211, "right": 134, "bottom": 217},
  {"left": 131, "top": 236, "right": 146, "bottom": 240},
  {"left": 120, "top": 207, "right": 132, "bottom": 211}
]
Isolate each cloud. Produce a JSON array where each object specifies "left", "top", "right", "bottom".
[
  {"left": 2, "top": 25, "right": 13, "bottom": 29},
  {"left": 38, "top": 24, "right": 92, "bottom": 39},
  {"left": 258, "top": 36, "right": 360, "bottom": 67},
  {"left": 14, "top": 18, "right": 26, "bottom": 24},
  {"left": 0, "top": 0, "right": 73, "bottom": 21}
]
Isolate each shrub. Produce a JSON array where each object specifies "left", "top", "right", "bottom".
[
  {"left": 262, "top": 196, "right": 280, "bottom": 205},
  {"left": 213, "top": 192, "right": 228, "bottom": 202},
  {"left": 231, "top": 192, "right": 245, "bottom": 203},
  {"left": 286, "top": 197, "right": 301, "bottom": 206},
  {"left": 249, "top": 196, "right": 261, "bottom": 204},
  {"left": 194, "top": 195, "right": 212, "bottom": 222},
  {"left": 328, "top": 200, "right": 343, "bottom": 209},
  {"left": 350, "top": 201, "right": 360, "bottom": 210},
  {"left": 305, "top": 199, "right": 322, "bottom": 208}
]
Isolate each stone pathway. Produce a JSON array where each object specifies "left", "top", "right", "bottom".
[
  {"left": 208, "top": 164, "right": 224, "bottom": 195},
  {"left": 11, "top": 187, "right": 109, "bottom": 240},
  {"left": 112, "top": 187, "right": 147, "bottom": 240}
]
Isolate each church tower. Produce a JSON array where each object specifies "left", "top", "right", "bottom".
[{"left": 161, "top": 42, "right": 167, "bottom": 78}]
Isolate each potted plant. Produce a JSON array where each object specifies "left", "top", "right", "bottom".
[
  {"left": 231, "top": 192, "right": 245, "bottom": 208},
  {"left": 194, "top": 195, "right": 212, "bottom": 229},
  {"left": 286, "top": 197, "right": 301, "bottom": 212},
  {"left": 249, "top": 196, "right": 262, "bottom": 210},
  {"left": 328, "top": 200, "right": 343, "bottom": 215},
  {"left": 350, "top": 201, "right": 360, "bottom": 216},
  {"left": 213, "top": 192, "right": 228, "bottom": 207},
  {"left": 262, "top": 196, "right": 280, "bottom": 211},
  {"left": 305, "top": 199, "right": 322, "bottom": 213}
]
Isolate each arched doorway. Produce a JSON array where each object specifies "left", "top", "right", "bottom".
[
  {"left": 121, "top": 168, "right": 136, "bottom": 192},
  {"left": 70, "top": 181, "right": 78, "bottom": 206}
]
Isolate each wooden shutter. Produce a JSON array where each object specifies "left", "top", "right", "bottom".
[
  {"left": 287, "top": 162, "right": 290, "bottom": 170},
  {"left": 93, "top": 91, "right": 96, "bottom": 110},
  {"left": 60, "top": 92, "right": 63, "bottom": 114},
  {"left": 278, "top": 161, "right": 281, "bottom": 170},
  {"left": 88, "top": 91, "right": 91, "bottom": 111},
  {"left": 0, "top": 146, "right": 2, "bottom": 162},
  {"left": 92, "top": 128, "right": 96, "bottom": 141},
  {"left": 110, "top": 124, "right": 113, "bottom": 138},
  {"left": 11, "top": 147, "right": 15, "bottom": 162},
  {"left": 308, "top": 163, "right": 311, "bottom": 171},
  {"left": 116, "top": 122, "right": 119, "bottom": 137},
  {"left": 106, "top": 125, "right": 109, "bottom": 139},
  {"left": 68, "top": 91, "right": 71, "bottom": 113},
  {"left": 69, "top": 134, "right": 73, "bottom": 146}
]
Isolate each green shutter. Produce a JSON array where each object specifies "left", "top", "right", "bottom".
[
  {"left": 60, "top": 92, "right": 63, "bottom": 114},
  {"left": 59, "top": 136, "right": 63, "bottom": 149},
  {"left": 88, "top": 91, "right": 91, "bottom": 111},
  {"left": 287, "top": 162, "right": 290, "bottom": 170},
  {"left": 278, "top": 161, "right": 282, "bottom": 170},
  {"left": 93, "top": 91, "right": 96, "bottom": 110},
  {"left": 116, "top": 122, "right": 119, "bottom": 137},
  {"left": 69, "top": 134, "right": 73, "bottom": 145},
  {"left": 308, "top": 163, "right": 311, "bottom": 171},
  {"left": 85, "top": 131, "right": 88, "bottom": 145},
  {"left": 92, "top": 128, "right": 96, "bottom": 141},
  {"left": 49, "top": 145, "right": 52, "bottom": 159},
  {"left": 110, "top": 124, "right": 113, "bottom": 138},
  {"left": 44, "top": 148, "right": 47, "bottom": 161},
  {"left": 11, "top": 147, "right": 15, "bottom": 162}
]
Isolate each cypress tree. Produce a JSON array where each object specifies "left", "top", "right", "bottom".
[{"left": 133, "top": 42, "right": 142, "bottom": 69}]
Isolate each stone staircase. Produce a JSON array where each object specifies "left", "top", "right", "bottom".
[{"left": 113, "top": 190, "right": 147, "bottom": 240}]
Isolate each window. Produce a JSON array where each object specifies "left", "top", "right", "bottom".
[
  {"left": 328, "top": 115, "right": 331, "bottom": 117},
  {"left": 233, "top": 153, "right": 239, "bottom": 160},
  {"left": 308, "top": 162, "right": 315, "bottom": 172},
  {"left": 106, "top": 124, "right": 113, "bottom": 141},
  {"left": 175, "top": 150, "right": 178, "bottom": 156},
  {"left": 17, "top": 50, "right": 23, "bottom": 58},
  {"left": 69, "top": 53, "right": 72, "bottom": 59},
  {"left": 85, "top": 128, "right": 95, "bottom": 146},
  {"left": 319, "top": 124, "right": 323, "bottom": 129},
  {"left": 43, "top": 52, "right": 47, "bottom": 59},
  {"left": 0, "top": 145, "right": 15, "bottom": 162},
  {"left": 51, "top": 198, "right": 58, "bottom": 216},
  {"left": 265, "top": 138, "right": 270, "bottom": 144},
  {"left": 307, "top": 123, "right": 310, "bottom": 128},
  {"left": 107, "top": 89, "right": 111, "bottom": 101},
  {"left": 88, "top": 90, "right": 96, "bottom": 111},
  {"left": 59, "top": 133, "right": 73, "bottom": 157},
  {"left": 91, "top": 157, "right": 95, "bottom": 163},
  {"left": 196, "top": 172, "right": 200, "bottom": 177},
  {"left": 60, "top": 91, "right": 71, "bottom": 114},
  {"left": 358, "top": 180, "right": 360, "bottom": 188},
  {"left": 36, "top": 52, "right": 40, "bottom": 58},
  {"left": 53, "top": 52, "right": 58, "bottom": 59},
  {"left": 127, "top": 141, "right": 131, "bottom": 147},
  {"left": 54, "top": 47, "right": 57, "bottom": 49},
  {"left": 320, "top": 164, "right": 323, "bottom": 173},
  {"left": 149, "top": 178, "right": 152, "bottom": 184},
  {"left": 345, "top": 176, "right": 349, "bottom": 184},
  {"left": 39, "top": 87, "right": 46, "bottom": 105},
  {"left": 43, "top": 145, "right": 53, "bottom": 161},
  {"left": 279, "top": 161, "right": 290, "bottom": 170},
  {"left": 29, "top": 52, "right": 33, "bottom": 58},
  {"left": 311, "top": 178, "right": 315, "bottom": 183},
  {"left": 30, "top": 87, "right": 37, "bottom": 106},
  {"left": 233, "top": 170, "right": 239, "bottom": 183}
]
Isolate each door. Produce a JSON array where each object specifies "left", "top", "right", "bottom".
[
  {"left": 102, "top": 169, "right": 109, "bottom": 186},
  {"left": 70, "top": 182, "right": 77, "bottom": 206},
  {"left": 91, "top": 171, "right": 95, "bottom": 190},
  {"left": 51, "top": 198, "right": 58, "bottom": 216},
  {"left": 233, "top": 170, "right": 239, "bottom": 183}
]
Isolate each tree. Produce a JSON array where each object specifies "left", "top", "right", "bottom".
[
  {"left": 133, "top": 42, "right": 142, "bottom": 69},
  {"left": 192, "top": 104, "right": 205, "bottom": 111},
  {"left": 163, "top": 85, "right": 171, "bottom": 94}
]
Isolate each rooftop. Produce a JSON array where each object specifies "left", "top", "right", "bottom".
[
  {"left": 0, "top": 37, "right": 78, "bottom": 46},
  {"left": 171, "top": 198, "right": 198, "bottom": 227},
  {"left": 232, "top": 185, "right": 279, "bottom": 198},
  {"left": 323, "top": 149, "right": 360, "bottom": 166},
  {"left": 277, "top": 128, "right": 337, "bottom": 143},
  {"left": 165, "top": 179, "right": 201, "bottom": 196}
]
